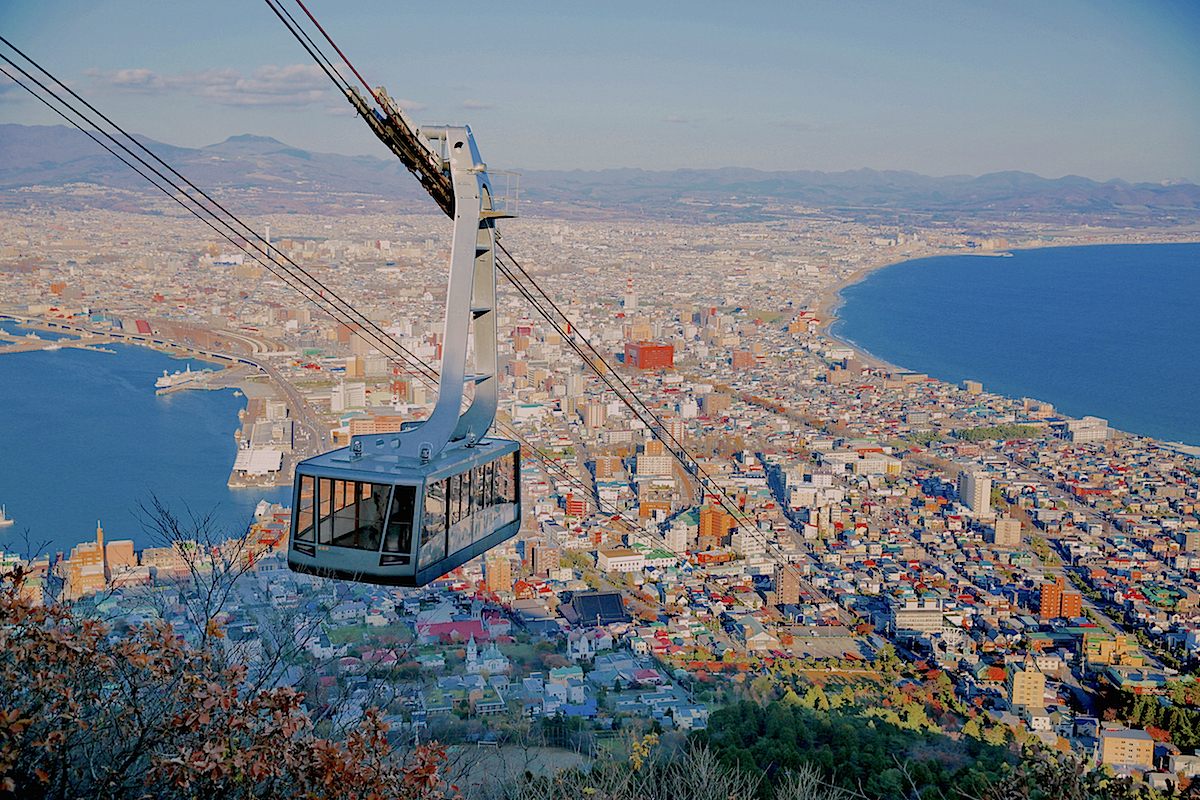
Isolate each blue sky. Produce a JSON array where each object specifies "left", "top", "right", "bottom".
[{"left": 2, "top": 0, "right": 1198, "bottom": 182}]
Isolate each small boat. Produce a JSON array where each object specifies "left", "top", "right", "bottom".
[{"left": 0, "top": 505, "right": 13, "bottom": 527}]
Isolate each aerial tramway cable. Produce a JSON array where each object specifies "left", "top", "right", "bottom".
[
  {"left": 260, "top": 0, "right": 827, "bottom": 597},
  {"left": 0, "top": 38, "right": 658, "bottom": 556},
  {"left": 261, "top": 0, "right": 352, "bottom": 95},
  {"left": 0, "top": 37, "right": 442, "bottom": 389},
  {"left": 5, "top": 21, "right": 825, "bottom": 601}
]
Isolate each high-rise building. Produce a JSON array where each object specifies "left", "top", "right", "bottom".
[
  {"left": 730, "top": 529, "right": 766, "bottom": 557},
  {"left": 531, "top": 545, "right": 560, "bottom": 575},
  {"left": 957, "top": 469, "right": 992, "bottom": 516},
  {"left": 584, "top": 402, "right": 607, "bottom": 429},
  {"left": 363, "top": 355, "right": 388, "bottom": 378},
  {"left": 1099, "top": 728, "right": 1153, "bottom": 769},
  {"left": 1184, "top": 530, "right": 1200, "bottom": 553},
  {"left": 141, "top": 545, "right": 189, "bottom": 581},
  {"left": 484, "top": 556, "right": 512, "bottom": 593},
  {"left": 1065, "top": 416, "right": 1108, "bottom": 443},
  {"left": 66, "top": 522, "right": 107, "bottom": 600},
  {"left": 636, "top": 440, "right": 673, "bottom": 476},
  {"left": 1060, "top": 588, "right": 1083, "bottom": 619},
  {"left": 1008, "top": 655, "right": 1046, "bottom": 712},
  {"left": 664, "top": 519, "right": 691, "bottom": 553},
  {"left": 699, "top": 393, "right": 731, "bottom": 416},
  {"left": 658, "top": 417, "right": 685, "bottom": 443},
  {"left": 990, "top": 516, "right": 1022, "bottom": 548},
  {"left": 698, "top": 505, "right": 733, "bottom": 550},
  {"left": 774, "top": 562, "right": 801, "bottom": 606},
  {"left": 331, "top": 382, "right": 366, "bottom": 412},
  {"left": 1039, "top": 577, "right": 1064, "bottom": 618},
  {"left": 1039, "top": 576, "right": 1081, "bottom": 619},
  {"left": 888, "top": 596, "right": 945, "bottom": 633},
  {"left": 104, "top": 539, "right": 136, "bottom": 583},
  {"left": 564, "top": 493, "right": 590, "bottom": 517},
  {"left": 594, "top": 456, "right": 622, "bottom": 479}
]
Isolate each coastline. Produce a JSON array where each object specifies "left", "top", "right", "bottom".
[
  {"left": 808, "top": 240, "right": 1200, "bottom": 449},
  {"left": 812, "top": 255, "right": 915, "bottom": 373},
  {"left": 0, "top": 336, "right": 292, "bottom": 558},
  {"left": 0, "top": 313, "right": 301, "bottom": 488},
  {"left": 812, "top": 231, "right": 1200, "bottom": 372}
]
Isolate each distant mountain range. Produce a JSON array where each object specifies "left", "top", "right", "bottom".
[{"left": 3, "top": 123, "right": 1198, "bottom": 226}]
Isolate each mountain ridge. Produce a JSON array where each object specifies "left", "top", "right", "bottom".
[{"left": 2, "top": 124, "right": 1197, "bottom": 226}]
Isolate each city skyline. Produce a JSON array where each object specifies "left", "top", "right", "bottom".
[{"left": 2, "top": 0, "right": 1198, "bottom": 183}]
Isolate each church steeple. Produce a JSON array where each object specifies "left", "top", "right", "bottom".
[{"left": 466, "top": 633, "right": 478, "bottom": 672}]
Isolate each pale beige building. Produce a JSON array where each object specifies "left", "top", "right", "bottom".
[
  {"left": 990, "top": 516, "right": 1022, "bottom": 548},
  {"left": 1099, "top": 728, "right": 1154, "bottom": 769},
  {"left": 1007, "top": 655, "right": 1046, "bottom": 713}
]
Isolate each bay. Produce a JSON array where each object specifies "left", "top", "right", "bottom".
[
  {"left": 0, "top": 325, "right": 291, "bottom": 561},
  {"left": 831, "top": 242, "right": 1200, "bottom": 446}
]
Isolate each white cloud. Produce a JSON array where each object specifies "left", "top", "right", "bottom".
[
  {"left": 85, "top": 64, "right": 332, "bottom": 107},
  {"left": 0, "top": 72, "right": 23, "bottom": 103},
  {"left": 82, "top": 67, "right": 165, "bottom": 92},
  {"left": 665, "top": 115, "right": 689, "bottom": 123},
  {"left": 461, "top": 99, "right": 494, "bottom": 109}
]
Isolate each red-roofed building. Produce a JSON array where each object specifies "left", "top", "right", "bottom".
[{"left": 418, "top": 619, "right": 487, "bottom": 644}]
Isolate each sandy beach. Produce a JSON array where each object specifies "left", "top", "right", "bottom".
[
  {"left": 809, "top": 227, "right": 1200, "bottom": 376},
  {"left": 811, "top": 249, "right": 1027, "bottom": 374},
  {"left": 810, "top": 255, "right": 916, "bottom": 373}
]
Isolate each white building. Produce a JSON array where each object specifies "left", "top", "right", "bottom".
[
  {"left": 1066, "top": 416, "right": 1108, "bottom": 442},
  {"left": 958, "top": 469, "right": 992, "bottom": 517},
  {"left": 597, "top": 548, "right": 645, "bottom": 572},
  {"left": 331, "top": 381, "right": 366, "bottom": 412}
]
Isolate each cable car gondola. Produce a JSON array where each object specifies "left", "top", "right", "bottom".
[{"left": 289, "top": 121, "right": 520, "bottom": 586}]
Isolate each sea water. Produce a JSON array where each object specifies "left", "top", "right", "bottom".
[
  {"left": 832, "top": 242, "right": 1200, "bottom": 446},
  {"left": 0, "top": 326, "right": 291, "bottom": 560}
]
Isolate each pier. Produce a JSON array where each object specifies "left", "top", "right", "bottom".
[{"left": 1, "top": 313, "right": 330, "bottom": 491}]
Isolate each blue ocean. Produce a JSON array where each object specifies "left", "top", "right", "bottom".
[
  {"left": 832, "top": 242, "right": 1200, "bottom": 446},
  {"left": 0, "top": 323, "right": 291, "bottom": 561}
]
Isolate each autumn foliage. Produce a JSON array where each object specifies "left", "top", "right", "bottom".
[{"left": 0, "top": 567, "right": 461, "bottom": 800}]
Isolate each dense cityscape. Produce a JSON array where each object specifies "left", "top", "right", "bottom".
[{"left": 3, "top": 182, "right": 1200, "bottom": 797}]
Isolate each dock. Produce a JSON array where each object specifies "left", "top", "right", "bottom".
[{"left": 0, "top": 331, "right": 117, "bottom": 355}]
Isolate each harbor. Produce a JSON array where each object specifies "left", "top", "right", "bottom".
[
  {"left": 1, "top": 313, "right": 327, "bottom": 494},
  {"left": 0, "top": 338, "right": 293, "bottom": 556},
  {"left": 0, "top": 328, "right": 116, "bottom": 356}
]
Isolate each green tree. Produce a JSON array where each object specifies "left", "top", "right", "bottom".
[
  {"left": 986, "top": 742, "right": 1172, "bottom": 800},
  {"left": 803, "top": 685, "right": 830, "bottom": 712},
  {"left": 962, "top": 716, "right": 984, "bottom": 740},
  {"left": 983, "top": 723, "right": 1010, "bottom": 747}
]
